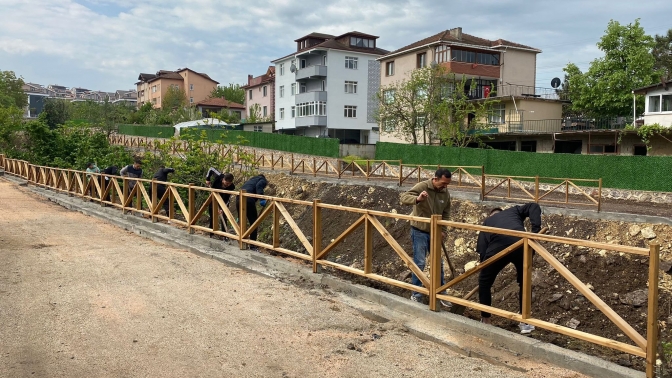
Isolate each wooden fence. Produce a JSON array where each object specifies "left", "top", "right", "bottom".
[
  {"left": 0, "top": 154, "right": 660, "bottom": 377},
  {"left": 109, "top": 135, "right": 603, "bottom": 211}
]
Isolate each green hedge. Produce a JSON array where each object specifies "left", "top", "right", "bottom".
[
  {"left": 375, "top": 142, "right": 672, "bottom": 192},
  {"left": 117, "top": 124, "right": 173, "bottom": 138},
  {"left": 181, "top": 128, "right": 339, "bottom": 158}
]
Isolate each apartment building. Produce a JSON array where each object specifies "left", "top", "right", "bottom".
[
  {"left": 377, "top": 27, "right": 566, "bottom": 150},
  {"left": 272, "top": 31, "right": 389, "bottom": 144},
  {"left": 135, "top": 68, "right": 219, "bottom": 109},
  {"left": 22, "top": 82, "right": 52, "bottom": 118},
  {"left": 241, "top": 66, "right": 275, "bottom": 120}
]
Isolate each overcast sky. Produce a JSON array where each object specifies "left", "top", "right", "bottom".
[{"left": 1, "top": 0, "right": 670, "bottom": 92}]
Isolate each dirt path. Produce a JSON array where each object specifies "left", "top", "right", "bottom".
[{"left": 0, "top": 179, "right": 588, "bottom": 378}]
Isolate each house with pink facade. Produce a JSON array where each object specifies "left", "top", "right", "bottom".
[{"left": 241, "top": 66, "right": 275, "bottom": 120}]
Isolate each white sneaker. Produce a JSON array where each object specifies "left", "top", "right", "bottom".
[
  {"left": 519, "top": 322, "right": 535, "bottom": 334},
  {"left": 410, "top": 295, "right": 420, "bottom": 302},
  {"left": 440, "top": 300, "right": 452, "bottom": 308}
]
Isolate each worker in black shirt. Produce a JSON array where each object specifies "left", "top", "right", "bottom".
[
  {"left": 205, "top": 167, "right": 235, "bottom": 235},
  {"left": 476, "top": 203, "right": 542, "bottom": 334},
  {"left": 237, "top": 174, "right": 268, "bottom": 249},
  {"left": 152, "top": 166, "right": 175, "bottom": 214},
  {"left": 101, "top": 165, "right": 117, "bottom": 203}
]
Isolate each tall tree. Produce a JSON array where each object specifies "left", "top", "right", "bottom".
[
  {"left": 42, "top": 98, "right": 71, "bottom": 129},
  {"left": 653, "top": 29, "right": 672, "bottom": 81},
  {"left": 563, "top": 19, "right": 659, "bottom": 117},
  {"left": 211, "top": 83, "right": 245, "bottom": 105},
  {"left": 0, "top": 70, "right": 28, "bottom": 109},
  {"left": 162, "top": 85, "right": 187, "bottom": 110},
  {"left": 376, "top": 65, "right": 496, "bottom": 146}
]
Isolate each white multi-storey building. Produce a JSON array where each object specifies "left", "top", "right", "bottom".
[{"left": 272, "top": 31, "right": 388, "bottom": 144}]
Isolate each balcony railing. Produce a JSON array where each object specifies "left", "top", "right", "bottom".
[
  {"left": 296, "top": 65, "right": 327, "bottom": 80},
  {"left": 487, "top": 117, "right": 633, "bottom": 134},
  {"left": 296, "top": 91, "right": 327, "bottom": 103},
  {"left": 493, "top": 84, "right": 570, "bottom": 102}
]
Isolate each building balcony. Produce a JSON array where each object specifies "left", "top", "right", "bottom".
[
  {"left": 296, "top": 65, "right": 327, "bottom": 81},
  {"left": 296, "top": 91, "right": 327, "bottom": 103},
  {"left": 494, "top": 84, "right": 571, "bottom": 102},
  {"left": 484, "top": 117, "right": 633, "bottom": 134},
  {"left": 295, "top": 115, "right": 327, "bottom": 127}
]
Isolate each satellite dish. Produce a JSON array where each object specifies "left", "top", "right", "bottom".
[
  {"left": 551, "top": 77, "right": 561, "bottom": 89},
  {"left": 290, "top": 63, "right": 297, "bottom": 73}
]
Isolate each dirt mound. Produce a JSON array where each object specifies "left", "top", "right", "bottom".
[{"left": 258, "top": 172, "right": 672, "bottom": 372}]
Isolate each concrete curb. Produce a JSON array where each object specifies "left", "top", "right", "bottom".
[{"left": 4, "top": 176, "right": 644, "bottom": 378}]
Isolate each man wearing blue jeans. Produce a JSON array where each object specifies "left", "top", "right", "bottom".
[{"left": 400, "top": 168, "right": 452, "bottom": 306}]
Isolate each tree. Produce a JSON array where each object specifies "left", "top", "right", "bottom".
[
  {"left": 563, "top": 19, "right": 659, "bottom": 117},
  {"left": 162, "top": 85, "right": 187, "bottom": 110},
  {"left": 376, "top": 65, "right": 496, "bottom": 146},
  {"left": 211, "top": 83, "right": 245, "bottom": 105},
  {"left": 246, "top": 103, "right": 271, "bottom": 123},
  {"left": 653, "top": 29, "right": 672, "bottom": 81},
  {"left": 0, "top": 70, "right": 28, "bottom": 109},
  {"left": 42, "top": 98, "right": 71, "bottom": 129}
]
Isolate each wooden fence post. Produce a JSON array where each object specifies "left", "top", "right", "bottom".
[
  {"left": 534, "top": 176, "right": 540, "bottom": 202},
  {"left": 646, "top": 243, "right": 660, "bottom": 378},
  {"left": 398, "top": 160, "right": 403, "bottom": 187},
  {"left": 429, "top": 214, "right": 442, "bottom": 312},
  {"left": 597, "top": 178, "right": 603, "bottom": 212},
  {"left": 151, "top": 179, "right": 157, "bottom": 223},
  {"left": 480, "top": 166, "right": 486, "bottom": 200},
  {"left": 239, "top": 190, "right": 247, "bottom": 250},
  {"left": 364, "top": 214, "right": 373, "bottom": 274},
  {"left": 122, "top": 177, "right": 128, "bottom": 214},
  {"left": 312, "top": 199, "right": 321, "bottom": 273},
  {"left": 522, "top": 238, "right": 533, "bottom": 319},
  {"left": 188, "top": 183, "right": 195, "bottom": 234}
]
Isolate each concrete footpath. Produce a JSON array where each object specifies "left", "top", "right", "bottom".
[{"left": 0, "top": 175, "right": 643, "bottom": 378}]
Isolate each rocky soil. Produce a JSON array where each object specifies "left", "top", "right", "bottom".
[{"left": 246, "top": 172, "right": 672, "bottom": 373}]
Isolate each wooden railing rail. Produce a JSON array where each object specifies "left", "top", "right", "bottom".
[{"left": 0, "top": 154, "right": 659, "bottom": 376}]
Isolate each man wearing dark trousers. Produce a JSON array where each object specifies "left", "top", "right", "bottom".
[
  {"left": 152, "top": 166, "right": 175, "bottom": 214},
  {"left": 237, "top": 174, "right": 268, "bottom": 250},
  {"left": 476, "top": 203, "right": 542, "bottom": 334},
  {"left": 205, "top": 167, "right": 235, "bottom": 235}
]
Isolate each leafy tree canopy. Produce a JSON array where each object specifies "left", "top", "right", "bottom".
[
  {"left": 211, "top": 83, "right": 245, "bottom": 105},
  {"left": 0, "top": 70, "right": 28, "bottom": 109}
]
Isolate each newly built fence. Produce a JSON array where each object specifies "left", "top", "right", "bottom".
[
  {"left": 0, "top": 154, "right": 661, "bottom": 377},
  {"left": 110, "top": 135, "right": 603, "bottom": 211}
]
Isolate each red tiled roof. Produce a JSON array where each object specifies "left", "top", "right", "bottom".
[
  {"left": 242, "top": 66, "right": 276, "bottom": 89},
  {"left": 380, "top": 29, "right": 540, "bottom": 59},
  {"left": 196, "top": 97, "right": 245, "bottom": 109}
]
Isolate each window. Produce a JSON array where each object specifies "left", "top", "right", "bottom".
[
  {"left": 323, "top": 55, "right": 327, "bottom": 65},
  {"left": 279, "top": 63, "right": 285, "bottom": 76},
  {"left": 417, "top": 53, "right": 426, "bottom": 68},
  {"left": 435, "top": 45, "right": 450, "bottom": 63},
  {"left": 189, "top": 84, "right": 194, "bottom": 91},
  {"left": 300, "top": 59, "right": 306, "bottom": 69},
  {"left": 279, "top": 85, "right": 284, "bottom": 98},
  {"left": 350, "top": 37, "right": 374, "bottom": 48},
  {"left": 488, "top": 103, "right": 506, "bottom": 124},
  {"left": 386, "top": 61, "right": 395, "bottom": 76},
  {"left": 291, "top": 83, "right": 296, "bottom": 95},
  {"left": 263, "top": 106, "right": 267, "bottom": 117},
  {"left": 383, "top": 89, "right": 395, "bottom": 104},
  {"left": 280, "top": 108, "right": 285, "bottom": 120},
  {"left": 296, "top": 101, "right": 327, "bottom": 117},
  {"left": 649, "top": 96, "right": 661, "bottom": 112},
  {"left": 291, "top": 106, "right": 295, "bottom": 118},
  {"left": 345, "top": 56, "right": 358, "bottom": 69},
  {"left": 634, "top": 145, "right": 647, "bottom": 156},
  {"left": 344, "top": 81, "right": 357, "bottom": 94},
  {"left": 152, "top": 85, "right": 157, "bottom": 93},
  {"left": 300, "top": 84, "right": 306, "bottom": 93},
  {"left": 190, "top": 97, "right": 193, "bottom": 103},
  {"left": 254, "top": 125, "right": 263, "bottom": 132},
  {"left": 416, "top": 114, "right": 426, "bottom": 129},
  {"left": 249, "top": 90, "right": 253, "bottom": 100},
  {"left": 263, "top": 86, "right": 267, "bottom": 97},
  {"left": 344, "top": 105, "right": 357, "bottom": 118},
  {"left": 663, "top": 95, "right": 672, "bottom": 112},
  {"left": 321, "top": 80, "right": 326, "bottom": 91},
  {"left": 589, "top": 144, "right": 617, "bottom": 154}
]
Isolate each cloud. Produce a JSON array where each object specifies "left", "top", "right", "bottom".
[{"left": 0, "top": 0, "right": 670, "bottom": 91}]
